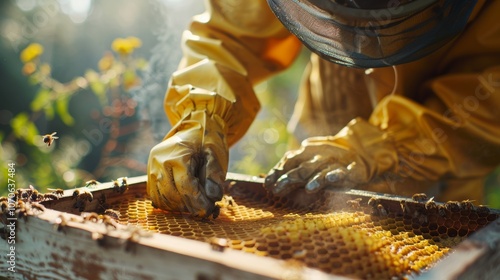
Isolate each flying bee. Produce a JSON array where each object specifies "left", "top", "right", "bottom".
[
  {"left": 412, "top": 193, "right": 428, "bottom": 203},
  {"left": 47, "top": 188, "right": 64, "bottom": 197},
  {"left": 346, "top": 198, "right": 363, "bottom": 209},
  {"left": 42, "top": 132, "right": 58, "bottom": 147}
]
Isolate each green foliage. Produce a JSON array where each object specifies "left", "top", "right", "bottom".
[
  {"left": 1, "top": 38, "right": 146, "bottom": 195},
  {"left": 11, "top": 113, "right": 39, "bottom": 145},
  {"left": 55, "top": 96, "right": 74, "bottom": 126}
]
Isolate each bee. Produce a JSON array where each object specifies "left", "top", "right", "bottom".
[
  {"left": 104, "top": 209, "right": 120, "bottom": 220},
  {"left": 96, "top": 194, "right": 108, "bottom": 213},
  {"left": 83, "top": 212, "right": 100, "bottom": 223},
  {"left": 425, "top": 198, "right": 437, "bottom": 211},
  {"left": 437, "top": 205, "right": 447, "bottom": 217},
  {"left": 346, "top": 198, "right": 363, "bottom": 209},
  {"left": 476, "top": 205, "right": 490, "bottom": 215},
  {"left": 54, "top": 214, "right": 68, "bottom": 233},
  {"left": 47, "top": 188, "right": 64, "bottom": 197},
  {"left": 368, "top": 197, "right": 379, "bottom": 208},
  {"left": 85, "top": 180, "right": 99, "bottom": 187},
  {"left": 208, "top": 237, "right": 228, "bottom": 252},
  {"left": 73, "top": 190, "right": 93, "bottom": 212},
  {"left": 31, "top": 190, "right": 43, "bottom": 202},
  {"left": 460, "top": 200, "right": 475, "bottom": 211},
  {"left": 79, "top": 190, "right": 93, "bottom": 202},
  {"left": 215, "top": 195, "right": 236, "bottom": 209},
  {"left": 15, "top": 200, "right": 29, "bottom": 221},
  {"left": 377, "top": 204, "right": 388, "bottom": 216},
  {"left": 42, "top": 132, "right": 59, "bottom": 147},
  {"left": 112, "top": 180, "right": 120, "bottom": 193},
  {"left": 412, "top": 193, "right": 428, "bottom": 203},
  {"left": 123, "top": 228, "right": 151, "bottom": 253},
  {"left": 412, "top": 209, "right": 428, "bottom": 224},
  {"left": 118, "top": 177, "right": 128, "bottom": 194},
  {"left": 43, "top": 193, "right": 59, "bottom": 201},
  {"left": 400, "top": 200, "right": 410, "bottom": 215},
  {"left": 92, "top": 231, "right": 105, "bottom": 247},
  {"left": 0, "top": 201, "right": 8, "bottom": 214},
  {"left": 15, "top": 189, "right": 24, "bottom": 199},
  {"left": 208, "top": 205, "right": 220, "bottom": 220},
  {"left": 444, "top": 201, "right": 461, "bottom": 212},
  {"left": 20, "top": 185, "right": 36, "bottom": 201},
  {"left": 102, "top": 215, "right": 119, "bottom": 229},
  {"left": 30, "top": 202, "right": 46, "bottom": 212}
]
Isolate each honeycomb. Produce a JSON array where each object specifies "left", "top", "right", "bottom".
[{"left": 111, "top": 186, "right": 498, "bottom": 279}]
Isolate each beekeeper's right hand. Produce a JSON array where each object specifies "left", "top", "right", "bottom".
[
  {"left": 147, "top": 87, "right": 230, "bottom": 218},
  {"left": 146, "top": 0, "right": 301, "bottom": 218}
]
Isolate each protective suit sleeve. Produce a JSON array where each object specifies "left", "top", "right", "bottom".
[
  {"left": 167, "top": 0, "right": 302, "bottom": 146},
  {"left": 148, "top": 0, "right": 302, "bottom": 217},
  {"left": 370, "top": 66, "right": 500, "bottom": 182}
]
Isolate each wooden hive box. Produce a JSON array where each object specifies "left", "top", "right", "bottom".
[{"left": 1, "top": 173, "right": 499, "bottom": 280}]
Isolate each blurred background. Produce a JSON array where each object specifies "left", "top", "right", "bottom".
[{"left": 1, "top": 0, "right": 499, "bottom": 207}]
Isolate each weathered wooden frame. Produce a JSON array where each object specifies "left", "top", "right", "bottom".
[{"left": 2, "top": 173, "right": 499, "bottom": 279}]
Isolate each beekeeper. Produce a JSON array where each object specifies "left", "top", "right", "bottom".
[{"left": 147, "top": 0, "right": 500, "bottom": 217}]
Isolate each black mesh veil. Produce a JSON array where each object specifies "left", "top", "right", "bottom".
[{"left": 267, "top": 0, "right": 478, "bottom": 68}]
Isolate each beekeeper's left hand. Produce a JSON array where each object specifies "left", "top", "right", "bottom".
[{"left": 264, "top": 118, "right": 398, "bottom": 195}]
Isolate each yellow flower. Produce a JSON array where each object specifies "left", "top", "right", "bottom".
[
  {"left": 98, "top": 52, "right": 114, "bottom": 71},
  {"left": 111, "top": 36, "right": 142, "bottom": 55},
  {"left": 20, "top": 43, "right": 44, "bottom": 63}
]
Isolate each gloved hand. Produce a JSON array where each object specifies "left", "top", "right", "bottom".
[
  {"left": 264, "top": 118, "right": 399, "bottom": 195},
  {"left": 147, "top": 109, "right": 228, "bottom": 218}
]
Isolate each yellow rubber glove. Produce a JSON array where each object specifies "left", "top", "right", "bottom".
[{"left": 265, "top": 118, "right": 398, "bottom": 195}]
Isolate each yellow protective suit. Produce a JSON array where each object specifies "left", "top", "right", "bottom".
[{"left": 148, "top": 0, "right": 500, "bottom": 216}]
